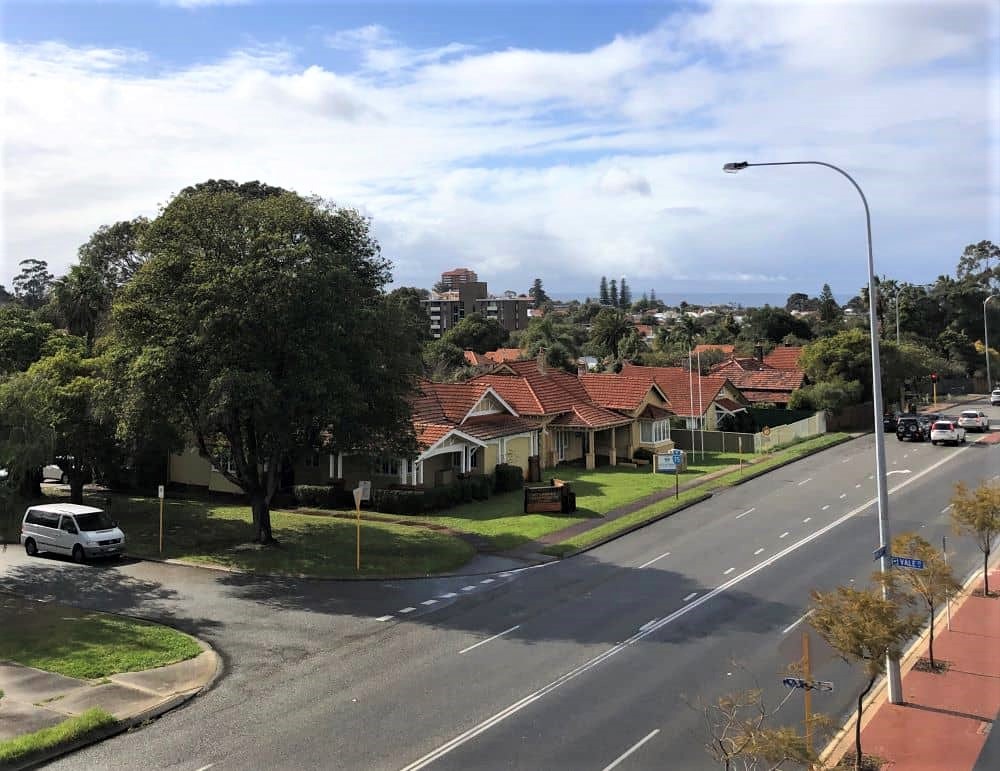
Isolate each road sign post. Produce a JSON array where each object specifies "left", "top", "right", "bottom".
[
  {"left": 803, "top": 631, "right": 812, "bottom": 757},
  {"left": 158, "top": 484, "right": 165, "bottom": 555},
  {"left": 353, "top": 487, "right": 363, "bottom": 572},
  {"left": 873, "top": 545, "right": 887, "bottom": 561},
  {"left": 738, "top": 435, "right": 743, "bottom": 475}
]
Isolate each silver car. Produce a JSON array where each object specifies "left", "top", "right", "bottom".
[{"left": 957, "top": 410, "right": 989, "bottom": 432}]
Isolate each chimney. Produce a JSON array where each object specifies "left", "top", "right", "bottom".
[
  {"left": 754, "top": 341, "right": 764, "bottom": 362},
  {"left": 577, "top": 360, "right": 587, "bottom": 378},
  {"left": 536, "top": 347, "right": 547, "bottom": 375}
]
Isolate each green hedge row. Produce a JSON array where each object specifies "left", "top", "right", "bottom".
[
  {"left": 494, "top": 463, "right": 524, "bottom": 493},
  {"left": 373, "top": 474, "right": 494, "bottom": 515},
  {"left": 292, "top": 484, "right": 353, "bottom": 509}
]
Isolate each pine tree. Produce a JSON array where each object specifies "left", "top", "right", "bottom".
[
  {"left": 619, "top": 277, "right": 632, "bottom": 309},
  {"left": 609, "top": 279, "right": 619, "bottom": 308},
  {"left": 599, "top": 276, "right": 610, "bottom": 305},
  {"left": 650, "top": 288, "right": 657, "bottom": 303},
  {"left": 819, "top": 283, "right": 841, "bottom": 324},
  {"left": 528, "top": 278, "right": 550, "bottom": 308}
]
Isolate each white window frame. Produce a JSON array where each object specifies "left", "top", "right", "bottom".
[
  {"left": 640, "top": 418, "right": 671, "bottom": 445},
  {"left": 379, "top": 458, "right": 400, "bottom": 475}
]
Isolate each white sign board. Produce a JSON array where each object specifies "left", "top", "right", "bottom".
[
  {"left": 157, "top": 485, "right": 165, "bottom": 499},
  {"left": 359, "top": 480, "right": 371, "bottom": 501},
  {"left": 655, "top": 454, "right": 676, "bottom": 472}
]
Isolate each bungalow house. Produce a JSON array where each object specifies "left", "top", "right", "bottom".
[
  {"left": 620, "top": 363, "right": 749, "bottom": 430},
  {"left": 710, "top": 345, "right": 807, "bottom": 407},
  {"left": 463, "top": 348, "right": 526, "bottom": 367},
  {"left": 763, "top": 345, "right": 805, "bottom": 371},
  {"left": 473, "top": 353, "right": 674, "bottom": 469}
]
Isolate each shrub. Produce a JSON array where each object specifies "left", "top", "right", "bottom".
[
  {"left": 633, "top": 447, "right": 653, "bottom": 462},
  {"left": 373, "top": 488, "right": 426, "bottom": 515},
  {"left": 293, "top": 485, "right": 342, "bottom": 509},
  {"left": 494, "top": 463, "right": 524, "bottom": 493}
]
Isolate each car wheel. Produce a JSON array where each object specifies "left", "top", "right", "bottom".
[
  {"left": 72, "top": 545, "right": 85, "bottom": 564},
  {"left": 931, "top": 440, "right": 937, "bottom": 445},
  {"left": 24, "top": 538, "right": 38, "bottom": 557},
  {"left": 896, "top": 436, "right": 903, "bottom": 442}
]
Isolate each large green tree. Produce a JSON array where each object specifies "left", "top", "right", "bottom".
[
  {"left": 520, "top": 315, "right": 580, "bottom": 371},
  {"left": 77, "top": 217, "right": 151, "bottom": 292},
  {"left": 0, "top": 305, "right": 54, "bottom": 376},
  {"left": 12, "top": 259, "right": 54, "bottom": 310},
  {"left": 442, "top": 312, "right": 509, "bottom": 354},
  {"left": 588, "top": 308, "right": 632, "bottom": 361},
  {"left": 528, "top": 278, "right": 550, "bottom": 309},
  {"left": 107, "top": 181, "right": 424, "bottom": 543},
  {"left": 738, "top": 306, "right": 813, "bottom": 345}
]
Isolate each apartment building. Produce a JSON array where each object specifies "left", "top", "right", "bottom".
[{"left": 423, "top": 269, "right": 533, "bottom": 338}]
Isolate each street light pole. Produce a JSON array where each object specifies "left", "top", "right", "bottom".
[
  {"left": 986, "top": 295, "right": 998, "bottom": 391},
  {"left": 723, "top": 160, "right": 903, "bottom": 704}
]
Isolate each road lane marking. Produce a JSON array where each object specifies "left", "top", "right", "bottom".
[
  {"left": 396, "top": 443, "right": 972, "bottom": 771},
  {"left": 779, "top": 531, "right": 790, "bottom": 539},
  {"left": 438, "top": 593, "right": 458, "bottom": 599},
  {"left": 822, "top": 505, "right": 830, "bottom": 511},
  {"left": 887, "top": 470, "right": 912, "bottom": 476},
  {"left": 868, "top": 475, "right": 874, "bottom": 480},
  {"left": 639, "top": 618, "right": 659, "bottom": 632},
  {"left": 683, "top": 592, "right": 698, "bottom": 602},
  {"left": 195, "top": 765, "right": 214, "bottom": 771},
  {"left": 399, "top": 607, "right": 416, "bottom": 614},
  {"left": 782, "top": 610, "right": 814, "bottom": 635},
  {"left": 803, "top": 517, "right": 811, "bottom": 523},
  {"left": 601, "top": 729, "right": 661, "bottom": 771},
  {"left": 941, "top": 505, "right": 952, "bottom": 514},
  {"left": 421, "top": 599, "right": 438, "bottom": 606},
  {"left": 855, "top": 483, "right": 862, "bottom": 488},
  {"left": 735, "top": 507, "right": 756, "bottom": 519},
  {"left": 461, "top": 586, "right": 476, "bottom": 591},
  {"left": 723, "top": 567, "right": 735, "bottom": 575},
  {"left": 481, "top": 578, "right": 495, "bottom": 584},
  {"left": 639, "top": 551, "right": 671, "bottom": 569},
  {"left": 841, "top": 457, "right": 851, "bottom": 463},
  {"left": 840, "top": 493, "right": 847, "bottom": 499},
  {"left": 499, "top": 572, "right": 512, "bottom": 577},
  {"left": 754, "top": 548, "right": 764, "bottom": 555},
  {"left": 375, "top": 615, "right": 394, "bottom": 622},
  {"left": 798, "top": 478, "right": 813, "bottom": 486},
  {"left": 904, "top": 454, "right": 909, "bottom": 458},
  {"left": 459, "top": 625, "right": 520, "bottom": 655}
]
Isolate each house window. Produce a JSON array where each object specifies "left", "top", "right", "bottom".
[
  {"left": 640, "top": 419, "right": 671, "bottom": 444},
  {"left": 379, "top": 458, "right": 400, "bottom": 475},
  {"left": 555, "top": 432, "right": 568, "bottom": 461},
  {"left": 469, "top": 448, "right": 479, "bottom": 469},
  {"left": 304, "top": 452, "right": 320, "bottom": 468}
]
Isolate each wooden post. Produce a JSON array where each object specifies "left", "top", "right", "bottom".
[
  {"left": 738, "top": 435, "right": 743, "bottom": 475},
  {"left": 353, "top": 487, "right": 363, "bottom": 572},
  {"left": 674, "top": 468, "right": 679, "bottom": 499},
  {"left": 803, "top": 630, "right": 813, "bottom": 758}
]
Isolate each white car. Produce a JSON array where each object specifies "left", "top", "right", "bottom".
[
  {"left": 930, "top": 420, "right": 966, "bottom": 446},
  {"left": 41, "top": 463, "right": 68, "bottom": 483},
  {"left": 21, "top": 503, "right": 126, "bottom": 562},
  {"left": 957, "top": 410, "right": 989, "bottom": 432},
  {"left": 991, "top": 389, "right": 1000, "bottom": 407}
]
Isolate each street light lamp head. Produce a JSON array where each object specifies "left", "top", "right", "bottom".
[{"left": 723, "top": 161, "right": 749, "bottom": 173}]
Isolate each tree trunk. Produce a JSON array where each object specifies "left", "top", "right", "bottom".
[
  {"left": 250, "top": 493, "right": 274, "bottom": 545},
  {"left": 18, "top": 469, "right": 42, "bottom": 499},
  {"left": 69, "top": 477, "right": 85, "bottom": 505},
  {"left": 928, "top": 605, "right": 935, "bottom": 669},
  {"left": 984, "top": 549, "right": 991, "bottom": 596},
  {"left": 855, "top": 675, "right": 877, "bottom": 771}
]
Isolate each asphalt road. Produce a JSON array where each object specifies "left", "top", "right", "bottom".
[{"left": 2, "top": 399, "right": 997, "bottom": 771}]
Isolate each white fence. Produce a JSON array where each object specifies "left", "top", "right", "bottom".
[{"left": 755, "top": 411, "right": 827, "bottom": 453}]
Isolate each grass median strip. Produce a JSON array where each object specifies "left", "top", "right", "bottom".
[{"left": 0, "top": 708, "right": 115, "bottom": 765}]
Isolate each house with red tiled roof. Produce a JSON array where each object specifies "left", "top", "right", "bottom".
[
  {"left": 463, "top": 348, "right": 527, "bottom": 368},
  {"left": 471, "top": 352, "right": 675, "bottom": 469},
  {"left": 620, "top": 363, "right": 749, "bottom": 429},
  {"left": 707, "top": 345, "right": 807, "bottom": 406},
  {"left": 692, "top": 343, "right": 735, "bottom": 357},
  {"left": 763, "top": 345, "right": 804, "bottom": 371}
]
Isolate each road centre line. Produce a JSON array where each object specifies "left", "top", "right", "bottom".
[
  {"left": 798, "top": 478, "right": 813, "bottom": 486},
  {"left": 600, "top": 729, "right": 661, "bottom": 771},
  {"left": 639, "top": 618, "right": 659, "bottom": 632},
  {"left": 396, "top": 445, "right": 970, "bottom": 771},
  {"left": 754, "top": 548, "right": 764, "bottom": 555},
  {"left": 639, "top": 551, "right": 671, "bottom": 569},
  {"left": 840, "top": 493, "right": 847, "bottom": 499},
  {"left": 459, "top": 625, "right": 520, "bottom": 655},
  {"left": 481, "top": 578, "right": 494, "bottom": 584},
  {"left": 735, "top": 507, "right": 756, "bottom": 519},
  {"left": 723, "top": 567, "right": 735, "bottom": 575},
  {"left": 941, "top": 505, "right": 952, "bottom": 514},
  {"left": 803, "top": 517, "right": 811, "bottom": 523},
  {"left": 855, "top": 483, "right": 862, "bottom": 488},
  {"left": 461, "top": 586, "right": 476, "bottom": 591},
  {"left": 682, "top": 592, "right": 698, "bottom": 602},
  {"left": 375, "top": 615, "right": 394, "bottom": 622},
  {"left": 421, "top": 600, "right": 438, "bottom": 606},
  {"left": 822, "top": 505, "right": 830, "bottom": 510},
  {"left": 195, "top": 765, "right": 215, "bottom": 771},
  {"left": 779, "top": 531, "right": 790, "bottom": 539},
  {"left": 399, "top": 607, "right": 416, "bottom": 614},
  {"left": 782, "top": 610, "right": 814, "bottom": 635},
  {"left": 438, "top": 593, "right": 458, "bottom": 599}
]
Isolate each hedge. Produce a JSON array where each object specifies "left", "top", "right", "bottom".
[
  {"left": 293, "top": 484, "right": 353, "bottom": 509},
  {"left": 494, "top": 463, "right": 524, "bottom": 493},
  {"left": 372, "top": 474, "right": 492, "bottom": 515}
]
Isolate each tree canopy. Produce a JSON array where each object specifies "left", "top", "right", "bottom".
[{"left": 442, "top": 312, "right": 509, "bottom": 354}]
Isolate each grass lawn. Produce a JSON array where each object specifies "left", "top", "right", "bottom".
[
  {"left": 67, "top": 492, "right": 475, "bottom": 578},
  {"left": 0, "top": 708, "right": 116, "bottom": 765},
  {"left": 0, "top": 595, "right": 202, "bottom": 679}
]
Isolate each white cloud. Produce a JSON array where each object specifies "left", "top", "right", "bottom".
[{"left": 2, "top": 1, "right": 998, "bottom": 298}]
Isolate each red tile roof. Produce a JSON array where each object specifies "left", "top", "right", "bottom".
[
  {"left": 716, "top": 397, "right": 747, "bottom": 413},
  {"left": 740, "top": 390, "right": 793, "bottom": 405},
  {"left": 411, "top": 380, "right": 537, "bottom": 450},
  {"left": 484, "top": 348, "right": 525, "bottom": 363},
  {"left": 763, "top": 346, "right": 804, "bottom": 371},
  {"left": 548, "top": 403, "right": 633, "bottom": 429},
  {"left": 578, "top": 373, "right": 664, "bottom": 411},
  {"left": 415, "top": 423, "right": 451, "bottom": 449},
  {"left": 459, "top": 414, "right": 540, "bottom": 440},
  {"left": 620, "top": 363, "right": 732, "bottom": 418},
  {"left": 463, "top": 351, "right": 485, "bottom": 366},
  {"left": 710, "top": 358, "right": 771, "bottom": 376},
  {"left": 693, "top": 344, "right": 735, "bottom": 356},
  {"left": 728, "top": 369, "right": 806, "bottom": 391}
]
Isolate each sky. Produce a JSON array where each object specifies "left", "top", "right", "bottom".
[{"left": 2, "top": 0, "right": 999, "bottom": 303}]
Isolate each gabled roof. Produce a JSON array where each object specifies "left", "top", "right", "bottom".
[
  {"left": 477, "top": 359, "right": 592, "bottom": 415},
  {"left": 740, "top": 390, "right": 794, "bottom": 405},
  {"left": 620, "top": 363, "right": 735, "bottom": 418},
  {"left": 578, "top": 373, "right": 669, "bottom": 412},
  {"left": 710, "top": 357, "right": 771, "bottom": 376},
  {"left": 485, "top": 347, "right": 525, "bottom": 364},
  {"left": 727, "top": 369, "right": 806, "bottom": 392},
  {"left": 464, "top": 351, "right": 487, "bottom": 366},
  {"left": 548, "top": 403, "right": 633, "bottom": 429},
  {"left": 412, "top": 380, "right": 534, "bottom": 452},
  {"left": 763, "top": 346, "right": 804, "bottom": 371},
  {"left": 411, "top": 380, "right": 494, "bottom": 423}
]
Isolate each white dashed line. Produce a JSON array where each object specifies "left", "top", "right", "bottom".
[
  {"left": 782, "top": 610, "right": 814, "bottom": 635},
  {"left": 601, "top": 729, "right": 661, "bottom": 771},
  {"left": 480, "top": 578, "right": 495, "bottom": 584},
  {"left": 499, "top": 572, "right": 512, "bottom": 577},
  {"left": 438, "top": 592, "right": 458, "bottom": 599},
  {"left": 375, "top": 615, "right": 394, "bottom": 622},
  {"left": 639, "top": 618, "right": 659, "bottom": 632},
  {"left": 195, "top": 765, "right": 215, "bottom": 771},
  {"left": 459, "top": 625, "right": 521, "bottom": 655},
  {"left": 855, "top": 483, "right": 862, "bottom": 488},
  {"left": 682, "top": 592, "right": 698, "bottom": 602},
  {"left": 797, "top": 478, "right": 813, "bottom": 486},
  {"left": 941, "top": 505, "right": 952, "bottom": 514},
  {"left": 779, "top": 531, "right": 790, "bottom": 539},
  {"left": 735, "top": 507, "right": 756, "bottom": 519},
  {"left": 822, "top": 505, "right": 830, "bottom": 511},
  {"left": 840, "top": 493, "right": 847, "bottom": 499},
  {"left": 723, "top": 567, "right": 735, "bottom": 575},
  {"left": 421, "top": 599, "right": 438, "bottom": 606},
  {"left": 462, "top": 586, "right": 476, "bottom": 591},
  {"left": 803, "top": 517, "right": 811, "bottom": 523},
  {"left": 399, "top": 607, "right": 416, "bottom": 614},
  {"left": 868, "top": 475, "right": 874, "bottom": 480},
  {"left": 639, "top": 551, "right": 671, "bottom": 569},
  {"left": 841, "top": 457, "right": 851, "bottom": 463},
  {"left": 754, "top": 548, "right": 764, "bottom": 555},
  {"left": 903, "top": 454, "right": 909, "bottom": 459}
]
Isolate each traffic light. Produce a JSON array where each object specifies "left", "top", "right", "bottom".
[{"left": 930, "top": 372, "right": 938, "bottom": 383}]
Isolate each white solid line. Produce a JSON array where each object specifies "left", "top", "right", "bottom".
[
  {"left": 941, "top": 505, "right": 952, "bottom": 514},
  {"left": 779, "top": 531, "right": 790, "bottom": 539},
  {"left": 903, "top": 454, "right": 909, "bottom": 458},
  {"left": 461, "top": 586, "right": 476, "bottom": 591},
  {"left": 480, "top": 578, "right": 495, "bottom": 584},
  {"left": 375, "top": 615, "right": 394, "bottom": 622},
  {"left": 396, "top": 445, "right": 971, "bottom": 771},
  {"left": 803, "top": 517, "right": 811, "bottom": 523},
  {"left": 438, "top": 592, "right": 458, "bottom": 599},
  {"left": 754, "top": 548, "right": 764, "bottom": 555},
  {"left": 638, "top": 551, "right": 671, "bottom": 569},
  {"left": 601, "top": 729, "right": 661, "bottom": 771},
  {"left": 723, "top": 567, "right": 735, "bottom": 575},
  {"left": 797, "top": 477, "right": 813, "bottom": 486},
  {"left": 421, "top": 599, "right": 438, "bottom": 606},
  {"left": 682, "top": 592, "right": 698, "bottom": 602},
  {"left": 735, "top": 507, "right": 756, "bottom": 519},
  {"left": 639, "top": 618, "right": 659, "bottom": 632},
  {"left": 499, "top": 572, "right": 512, "bottom": 577},
  {"left": 459, "top": 625, "right": 520, "bottom": 655},
  {"left": 822, "top": 505, "right": 830, "bottom": 511},
  {"left": 399, "top": 607, "right": 416, "bottom": 614},
  {"left": 782, "top": 610, "right": 814, "bottom": 635}
]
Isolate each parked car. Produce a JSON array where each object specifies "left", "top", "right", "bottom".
[
  {"left": 930, "top": 420, "right": 966, "bottom": 446},
  {"left": 882, "top": 413, "right": 899, "bottom": 432},
  {"left": 41, "top": 463, "right": 68, "bottom": 483},
  {"left": 958, "top": 410, "right": 989, "bottom": 432},
  {"left": 991, "top": 389, "right": 1000, "bottom": 407},
  {"left": 896, "top": 415, "right": 933, "bottom": 442},
  {"left": 21, "top": 503, "right": 126, "bottom": 563}
]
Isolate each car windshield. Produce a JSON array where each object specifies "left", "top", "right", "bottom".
[
  {"left": 960, "top": 411, "right": 978, "bottom": 418},
  {"left": 73, "top": 511, "right": 115, "bottom": 531}
]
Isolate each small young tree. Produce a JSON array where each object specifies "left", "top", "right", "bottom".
[
  {"left": 951, "top": 480, "right": 1000, "bottom": 596},
  {"left": 809, "top": 586, "right": 922, "bottom": 771},
  {"left": 876, "top": 532, "right": 961, "bottom": 670}
]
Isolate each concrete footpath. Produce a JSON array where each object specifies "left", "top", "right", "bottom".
[
  {"left": 822, "top": 565, "right": 1000, "bottom": 771},
  {"left": 0, "top": 600, "right": 220, "bottom": 769}
]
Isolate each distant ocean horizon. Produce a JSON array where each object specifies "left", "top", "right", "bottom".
[{"left": 546, "top": 290, "right": 854, "bottom": 308}]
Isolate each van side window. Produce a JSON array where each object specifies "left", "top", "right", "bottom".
[{"left": 36, "top": 512, "right": 60, "bottom": 528}]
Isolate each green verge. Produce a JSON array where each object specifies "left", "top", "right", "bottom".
[
  {"left": 0, "top": 708, "right": 116, "bottom": 765},
  {"left": 541, "top": 432, "right": 852, "bottom": 556},
  {"left": 0, "top": 595, "right": 202, "bottom": 680}
]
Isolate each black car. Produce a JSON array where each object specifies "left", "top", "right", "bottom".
[
  {"left": 896, "top": 414, "right": 936, "bottom": 442},
  {"left": 883, "top": 413, "right": 899, "bottom": 432}
]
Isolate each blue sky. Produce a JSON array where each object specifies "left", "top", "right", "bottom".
[{"left": 3, "top": 0, "right": 998, "bottom": 301}]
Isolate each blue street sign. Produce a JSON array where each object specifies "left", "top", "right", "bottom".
[
  {"left": 873, "top": 545, "right": 887, "bottom": 561},
  {"left": 672, "top": 449, "right": 683, "bottom": 464},
  {"left": 891, "top": 556, "right": 925, "bottom": 570},
  {"left": 782, "top": 677, "right": 807, "bottom": 689}
]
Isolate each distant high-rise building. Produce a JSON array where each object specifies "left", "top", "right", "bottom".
[
  {"left": 422, "top": 273, "right": 532, "bottom": 338},
  {"left": 440, "top": 267, "right": 479, "bottom": 288}
]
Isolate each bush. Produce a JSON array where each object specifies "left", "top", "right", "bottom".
[
  {"left": 494, "top": 463, "right": 524, "bottom": 493},
  {"left": 293, "top": 485, "right": 344, "bottom": 509},
  {"left": 373, "top": 488, "right": 426, "bottom": 515},
  {"left": 633, "top": 447, "right": 653, "bottom": 462}
]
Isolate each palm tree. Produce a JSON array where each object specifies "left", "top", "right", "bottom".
[
  {"left": 50, "top": 265, "right": 111, "bottom": 354},
  {"left": 589, "top": 308, "right": 633, "bottom": 360}
]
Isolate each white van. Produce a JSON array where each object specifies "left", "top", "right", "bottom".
[{"left": 21, "top": 503, "right": 126, "bottom": 563}]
